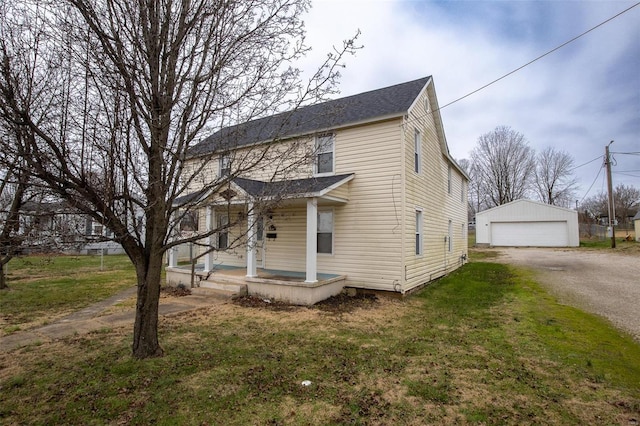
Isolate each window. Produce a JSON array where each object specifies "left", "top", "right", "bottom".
[
  {"left": 447, "top": 165, "right": 452, "bottom": 194},
  {"left": 414, "top": 129, "right": 421, "bottom": 173},
  {"left": 448, "top": 219, "right": 452, "bottom": 252},
  {"left": 461, "top": 181, "right": 465, "bottom": 203},
  {"left": 415, "top": 210, "right": 423, "bottom": 255},
  {"left": 217, "top": 214, "right": 229, "bottom": 249},
  {"left": 180, "top": 210, "right": 199, "bottom": 232},
  {"left": 315, "top": 134, "right": 334, "bottom": 175},
  {"left": 256, "top": 217, "right": 264, "bottom": 242},
  {"left": 219, "top": 154, "right": 231, "bottom": 177},
  {"left": 317, "top": 210, "right": 333, "bottom": 254}
]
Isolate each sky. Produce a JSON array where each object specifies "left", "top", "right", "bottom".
[{"left": 299, "top": 0, "right": 640, "bottom": 204}]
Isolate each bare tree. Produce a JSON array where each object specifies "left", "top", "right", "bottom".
[
  {"left": 0, "top": 0, "right": 358, "bottom": 358},
  {"left": 613, "top": 184, "right": 640, "bottom": 228},
  {"left": 534, "top": 147, "right": 578, "bottom": 207},
  {"left": 470, "top": 126, "right": 535, "bottom": 208},
  {"left": 0, "top": 152, "right": 28, "bottom": 290},
  {"left": 580, "top": 184, "right": 639, "bottom": 228}
]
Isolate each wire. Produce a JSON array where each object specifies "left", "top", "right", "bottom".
[
  {"left": 611, "top": 151, "right": 640, "bottom": 155},
  {"left": 404, "top": 1, "right": 640, "bottom": 127},
  {"left": 614, "top": 172, "right": 640, "bottom": 178},
  {"left": 579, "top": 164, "right": 604, "bottom": 204},
  {"left": 570, "top": 155, "right": 603, "bottom": 171}
]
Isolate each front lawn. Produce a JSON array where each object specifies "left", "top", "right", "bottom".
[{"left": 0, "top": 259, "right": 638, "bottom": 424}]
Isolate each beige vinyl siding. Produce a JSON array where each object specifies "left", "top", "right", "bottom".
[
  {"left": 183, "top": 137, "right": 314, "bottom": 195},
  {"left": 263, "top": 119, "right": 406, "bottom": 290},
  {"left": 323, "top": 119, "right": 404, "bottom": 290},
  {"left": 402, "top": 83, "right": 468, "bottom": 292}
]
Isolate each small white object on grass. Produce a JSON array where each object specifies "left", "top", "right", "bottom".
[{"left": 301, "top": 380, "right": 312, "bottom": 386}]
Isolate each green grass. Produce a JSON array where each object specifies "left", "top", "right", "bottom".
[
  {"left": 1, "top": 260, "right": 639, "bottom": 424},
  {"left": 0, "top": 255, "right": 136, "bottom": 329}
]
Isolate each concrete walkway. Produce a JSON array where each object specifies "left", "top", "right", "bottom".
[{"left": 0, "top": 287, "right": 229, "bottom": 352}]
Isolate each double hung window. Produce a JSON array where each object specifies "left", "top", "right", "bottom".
[
  {"left": 315, "top": 134, "right": 334, "bottom": 175},
  {"left": 317, "top": 210, "right": 333, "bottom": 254}
]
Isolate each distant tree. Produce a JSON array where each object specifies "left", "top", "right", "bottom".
[
  {"left": 613, "top": 184, "right": 640, "bottom": 228},
  {"left": 0, "top": 0, "right": 358, "bottom": 358},
  {"left": 534, "top": 147, "right": 578, "bottom": 207},
  {"left": 581, "top": 192, "right": 608, "bottom": 220},
  {"left": 580, "top": 184, "right": 639, "bottom": 227},
  {"left": 470, "top": 126, "right": 535, "bottom": 208},
  {"left": 457, "top": 158, "right": 479, "bottom": 221},
  {"left": 0, "top": 158, "right": 27, "bottom": 290}
]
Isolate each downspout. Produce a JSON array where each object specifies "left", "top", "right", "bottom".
[{"left": 399, "top": 115, "right": 407, "bottom": 293}]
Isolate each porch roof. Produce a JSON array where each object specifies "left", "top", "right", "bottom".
[{"left": 174, "top": 173, "right": 354, "bottom": 207}]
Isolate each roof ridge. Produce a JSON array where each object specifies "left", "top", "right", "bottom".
[{"left": 189, "top": 76, "right": 431, "bottom": 157}]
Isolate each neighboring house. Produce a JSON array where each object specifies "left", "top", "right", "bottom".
[
  {"left": 633, "top": 211, "right": 640, "bottom": 242},
  {"left": 167, "top": 76, "right": 469, "bottom": 304},
  {"left": 475, "top": 199, "right": 579, "bottom": 247},
  {"left": 19, "top": 202, "right": 126, "bottom": 254}
]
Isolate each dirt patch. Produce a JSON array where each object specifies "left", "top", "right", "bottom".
[
  {"left": 160, "top": 285, "right": 192, "bottom": 297},
  {"left": 232, "top": 292, "right": 379, "bottom": 314}
]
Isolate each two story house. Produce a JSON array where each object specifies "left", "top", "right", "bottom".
[{"left": 167, "top": 76, "right": 468, "bottom": 304}]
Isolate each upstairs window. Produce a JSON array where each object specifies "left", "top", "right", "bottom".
[
  {"left": 414, "top": 129, "right": 421, "bottom": 173},
  {"left": 219, "top": 154, "right": 231, "bottom": 177},
  {"left": 315, "top": 134, "right": 334, "bottom": 175},
  {"left": 447, "top": 165, "right": 452, "bottom": 194}
]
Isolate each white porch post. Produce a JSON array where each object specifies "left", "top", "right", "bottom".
[
  {"left": 168, "top": 246, "right": 178, "bottom": 267},
  {"left": 246, "top": 202, "right": 257, "bottom": 277},
  {"left": 305, "top": 197, "right": 318, "bottom": 283},
  {"left": 203, "top": 206, "right": 215, "bottom": 272}
]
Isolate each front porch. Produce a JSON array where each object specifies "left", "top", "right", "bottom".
[{"left": 166, "top": 264, "right": 346, "bottom": 306}]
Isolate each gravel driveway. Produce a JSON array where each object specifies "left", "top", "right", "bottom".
[{"left": 492, "top": 247, "right": 640, "bottom": 342}]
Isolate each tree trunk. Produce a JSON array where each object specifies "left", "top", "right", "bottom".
[
  {"left": 0, "top": 260, "right": 7, "bottom": 290},
  {"left": 131, "top": 253, "right": 164, "bottom": 358}
]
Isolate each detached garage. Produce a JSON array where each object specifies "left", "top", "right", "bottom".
[{"left": 475, "top": 199, "right": 579, "bottom": 247}]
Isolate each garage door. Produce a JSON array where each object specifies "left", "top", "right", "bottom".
[{"left": 491, "top": 221, "right": 568, "bottom": 247}]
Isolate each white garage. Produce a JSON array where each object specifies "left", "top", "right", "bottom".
[{"left": 475, "top": 199, "right": 579, "bottom": 247}]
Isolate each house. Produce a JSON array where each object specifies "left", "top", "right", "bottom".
[
  {"left": 167, "top": 76, "right": 469, "bottom": 304},
  {"left": 634, "top": 211, "right": 640, "bottom": 242},
  {"left": 475, "top": 199, "right": 579, "bottom": 247},
  {"left": 18, "top": 201, "right": 126, "bottom": 254}
]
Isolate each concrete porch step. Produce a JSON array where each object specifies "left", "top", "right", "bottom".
[{"left": 195, "top": 279, "right": 248, "bottom": 297}]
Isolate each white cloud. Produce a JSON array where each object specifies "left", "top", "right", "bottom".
[{"left": 299, "top": 0, "right": 640, "bottom": 196}]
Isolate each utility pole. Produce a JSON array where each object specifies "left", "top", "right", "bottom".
[{"left": 605, "top": 141, "right": 616, "bottom": 248}]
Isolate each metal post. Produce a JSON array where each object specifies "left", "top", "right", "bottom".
[{"left": 605, "top": 141, "right": 616, "bottom": 249}]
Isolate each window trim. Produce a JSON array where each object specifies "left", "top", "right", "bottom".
[
  {"left": 415, "top": 209, "right": 423, "bottom": 256},
  {"left": 414, "top": 129, "right": 421, "bottom": 174},
  {"left": 317, "top": 208, "right": 334, "bottom": 255},
  {"left": 219, "top": 154, "right": 231, "bottom": 177},
  {"left": 314, "top": 133, "right": 335, "bottom": 176},
  {"left": 447, "top": 165, "right": 452, "bottom": 194}
]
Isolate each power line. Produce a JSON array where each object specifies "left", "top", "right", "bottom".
[
  {"left": 570, "top": 155, "right": 603, "bottom": 171},
  {"left": 404, "top": 1, "right": 640, "bottom": 127},
  {"left": 614, "top": 172, "right": 640, "bottom": 178},
  {"left": 579, "top": 163, "right": 604, "bottom": 204}
]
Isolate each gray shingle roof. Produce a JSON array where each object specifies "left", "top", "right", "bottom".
[
  {"left": 173, "top": 174, "right": 354, "bottom": 207},
  {"left": 233, "top": 174, "right": 354, "bottom": 198},
  {"left": 188, "top": 77, "right": 431, "bottom": 157}
]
